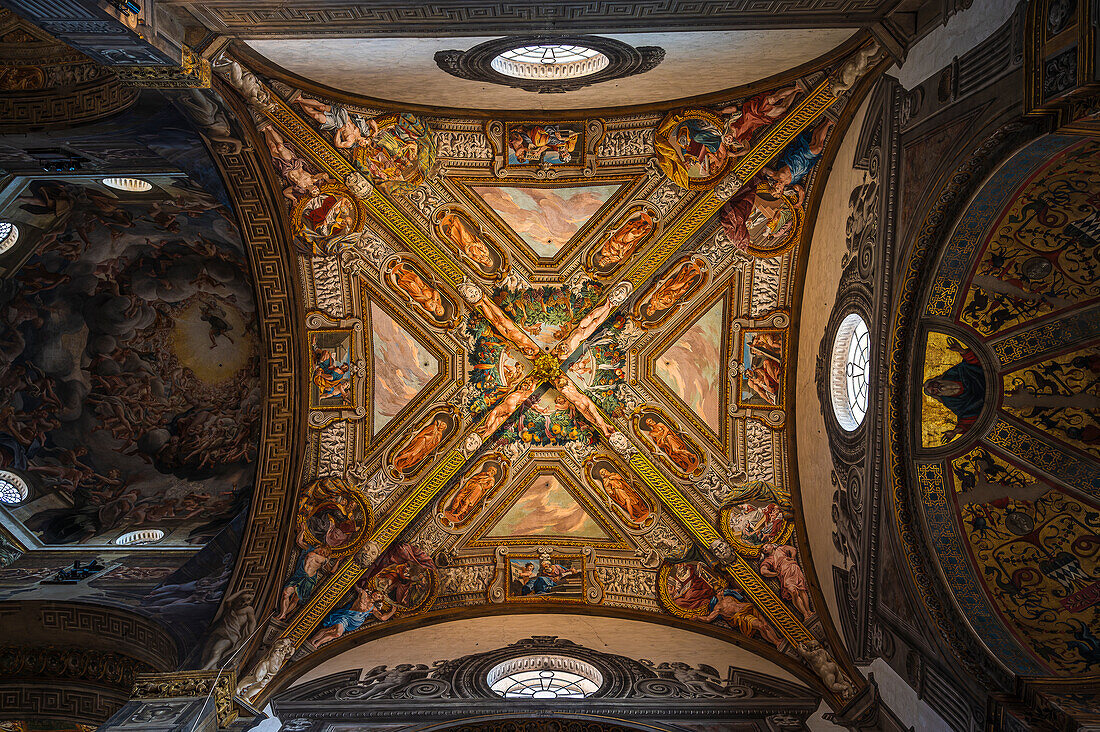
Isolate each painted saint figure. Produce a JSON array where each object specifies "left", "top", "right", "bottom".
[
  {"left": 302, "top": 194, "right": 354, "bottom": 239},
  {"left": 438, "top": 212, "right": 494, "bottom": 270},
  {"left": 923, "top": 339, "right": 986, "bottom": 443},
  {"left": 719, "top": 177, "right": 795, "bottom": 252},
  {"left": 669, "top": 563, "right": 717, "bottom": 611},
  {"left": 312, "top": 346, "right": 352, "bottom": 402},
  {"left": 642, "top": 416, "right": 699, "bottom": 473},
  {"left": 594, "top": 467, "right": 650, "bottom": 523},
  {"left": 598, "top": 209, "right": 655, "bottom": 268},
  {"left": 508, "top": 124, "right": 580, "bottom": 164},
  {"left": 719, "top": 86, "right": 801, "bottom": 150},
  {"left": 672, "top": 119, "right": 729, "bottom": 177},
  {"left": 273, "top": 545, "right": 334, "bottom": 622},
  {"left": 309, "top": 586, "right": 394, "bottom": 647},
  {"left": 761, "top": 118, "right": 834, "bottom": 197},
  {"left": 520, "top": 559, "right": 580, "bottom": 595},
  {"left": 759, "top": 543, "right": 813, "bottom": 621},
  {"left": 392, "top": 417, "right": 447, "bottom": 476},
  {"left": 262, "top": 126, "right": 330, "bottom": 202},
  {"left": 645, "top": 259, "right": 703, "bottom": 317},
  {"left": 390, "top": 261, "right": 445, "bottom": 319},
  {"left": 442, "top": 464, "right": 498, "bottom": 524},
  {"left": 701, "top": 587, "right": 784, "bottom": 649}
]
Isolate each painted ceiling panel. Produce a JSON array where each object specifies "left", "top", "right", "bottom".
[{"left": 200, "top": 39, "right": 886, "bottom": 708}]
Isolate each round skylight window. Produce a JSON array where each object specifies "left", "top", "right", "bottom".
[
  {"left": 0, "top": 222, "right": 19, "bottom": 255},
  {"left": 487, "top": 655, "right": 602, "bottom": 698},
  {"left": 830, "top": 313, "right": 870, "bottom": 431},
  {"left": 0, "top": 470, "right": 29, "bottom": 505},
  {"left": 114, "top": 529, "right": 166, "bottom": 546},
  {"left": 102, "top": 177, "right": 153, "bottom": 192},
  {"left": 491, "top": 44, "right": 610, "bottom": 81}
]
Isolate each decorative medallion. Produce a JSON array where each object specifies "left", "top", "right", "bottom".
[{"left": 655, "top": 109, "right": 735, "bottom": 190}]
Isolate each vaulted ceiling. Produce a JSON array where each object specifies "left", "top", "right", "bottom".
[{"left": 13, "top": 0, "right": 1096, "bottom": 728}]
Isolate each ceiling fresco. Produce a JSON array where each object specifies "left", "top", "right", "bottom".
[
  {"left": 0, "top": 175, "right": 260, "bottom": 547},
  {"left": 895, "top": 134, "right": 1100, "bottom": 677},
  {"left": 208, "top": 38, "right": 886, "bottom": 707}
]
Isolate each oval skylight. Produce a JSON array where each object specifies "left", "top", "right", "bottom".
[
  {"left": 491, "top": 44, "right": 609, "bottom": 80},
  {"left": 102, "top": 177, "right": 153, "bottom": 192}
]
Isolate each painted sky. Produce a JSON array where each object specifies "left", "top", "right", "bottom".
[
  {"left": 470, "top": 184, "right": 620, "bottom": 258},
  {"left": 655, "top": 300, "right": 724, "bottom": 434},
  {"left": 371, "top": 301, "right": 439, "bottom": 433},
  {"left": 488, "top": 475, "right": 608, "bottom": 538}
]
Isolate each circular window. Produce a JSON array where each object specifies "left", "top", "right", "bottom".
[
  {"left": 0, "top": 222, "right": 19, "bottom": 255},
  {"left": 0, "top": 471, "right": 29, "bottom": 505},
  {"left": 491, "top": 44, "right": 610, "bottom": 81},
  {"left": 114, "top": 529, "right": 165, "bottom": 546},
  {"left": 487, "top": 655, "right": 602, "bottom": 698},
  {"left": 102, "top": 177, "right": 152, "bottom": 192},
  {"left": 830, "top": 313, "right": 870, "bottom": 431}
]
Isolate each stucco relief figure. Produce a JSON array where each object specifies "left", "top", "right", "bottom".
[
  {"left": 262, "top": 126, "right": 330, "bottom": 203},
  {"left": 438, "top": 211, "right": 496, "bottom": 274},
  {"left": 759, "top": 543, "right": 813, "bottom": 621},
  {"left": 597, "top": 209, "right": 655, "bottom": 270},
  {"left": 236, "top": 638, "right": 294, "bottom": 702},
  {"left": 294, "top": 96, "right": 367, "bottom": 149},
  {"left": 309, "top": 585, "right": 395, "bottom": 648},
  {"left": 442, "top": 463, "right": 498, "bottom": 525},
  {"left": 594, "top": 467, "right": 650, "bottom": 524},
  {"left": 392, "top": 417, "right": 448, "bottom": 477},
  {"left": 640, "top": 415, "right": 700, "bottom": 473}
]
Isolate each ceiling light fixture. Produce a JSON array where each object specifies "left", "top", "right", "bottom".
[{"left": 102, "top": 177, "right": 153, "bottom": 192}]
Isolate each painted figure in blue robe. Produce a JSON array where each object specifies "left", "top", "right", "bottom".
[
  {"left": 675, "top": 120, "right": 725, "bottom": 175},
  {"left": 923, "top": 339, "right": 986, "bottom": 443},
  {"left": 519, "top": 558, "right": 579, "bottom": 595},
  {"left": 763, "top": 118, "right": 835, "bottom": 198},
  {"left": 309, "top": 584, "right": 395, "bottom": 647}
]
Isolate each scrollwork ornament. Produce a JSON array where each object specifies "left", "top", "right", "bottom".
[{"left": 712, "top": 174, "right": 746, "bottom": 201}]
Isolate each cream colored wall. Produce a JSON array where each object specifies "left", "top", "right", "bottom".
[
  {"left": 248, "top": 30, "right": 854, "bottom": 111},
  {"left": 289, "top": 613, "right": 804, "bottom": 687},
  {"left": 794, "top": 95, "right": 871, "bottom": 634}
]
